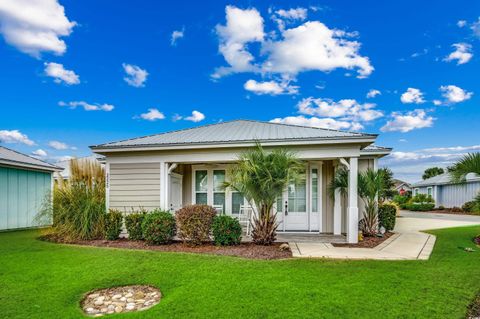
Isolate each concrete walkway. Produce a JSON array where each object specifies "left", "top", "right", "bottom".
[{"left": 290, "top": 212, "right": 480, "bottom": 260}]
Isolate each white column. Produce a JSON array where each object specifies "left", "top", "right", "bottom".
[
  {"left": 333, "top": 164, "right": 342, "bottom": 235},
  {"left": 159, "top": 161, "right": 167, "bottom": 210},
  {"left": 318, "top": 162, "right": 323, "bottom": 233},
  {"left": 373, "top": 157, "right": 378, "bottom": 171},
  {"left": 105, "top": 162, "right": 110, "bottom": 211},
  {"left": 347, "top": 157, "right": 359, "bottom": 244}
]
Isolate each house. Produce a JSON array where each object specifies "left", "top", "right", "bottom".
[
  {"left": 0, "top": 146, "right": 61, "bottom": 230},
  {"left": 90, "top": 120, "right": 391, "bottom": 243},
  {"left": 393, "top": 179, "right": 412, "bottom": 195},
  {"left": 412, "top": 172, "right": 480, "bottom": 208},
  {"left": 54, "top": 155, "right": 105, "bottom": 181}
]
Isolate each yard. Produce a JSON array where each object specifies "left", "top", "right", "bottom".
[{"left": 1, "top": 226, "right": 479, "bottom": 318}]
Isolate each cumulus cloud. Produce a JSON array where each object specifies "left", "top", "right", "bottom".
[
  {"left": 366, "top": 89, "right": 381, "bottom": 98},
  {"left": 400, "top": 87, "right": 425, "bottom": 104},
  {"left": 137, "top": 108, "right": 165, "bottom": 121},
  {"left": 184, "top": 110, "right": 205, "bottom": 122},
  {"left": 32, "top": 149, "right": 47, "bottom": 157},
  {"left": 59, "top": 101, "right": 114, "bottom": 112},
  {"left": 471, "top": 18, "right": 480, "bottom": 38},
  {"left": 444, "top": 43, "right": 473, "bottom": 65},
  {"left": 48, "top": 140, "right": 76, "bottom": 150},
  {"left": 439, "top": 85, "right": 473, "bottom": 104},
  {"left": 0, "top": 129, "right": 35, "bottom": 145},
  {"left": 122, "top": 63, "right": 148, "bottom": 87},
  {"left": 271, "top": 7, "right": 308, "bottom": 30},
  {"left": 0, "top": 0, "right": 76, "bottom": 57},
  {"left": 213, "top": 6, "right": 373, "bottom": 80},
  {"left": 381, "top": 109, "right": 434, "bottom": 133},
  {"left": 270, "top": 116, "right": 362, "bottom": 131},
  {"left": 44, "top": 62, "right": 80, "bottom": 85},
  {"left": 244, "top": 79, "right": 298, "bottom": 95},
  {"left": 457, "top": 20, "right": 467, "bottom": 28},
  {"left": 171, "top": 27, "right": 184, "bottom": 46}
]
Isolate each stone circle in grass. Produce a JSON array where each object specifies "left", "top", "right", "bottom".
[{"left": 81, "top": 285, "right": 161, "bottom": 316}]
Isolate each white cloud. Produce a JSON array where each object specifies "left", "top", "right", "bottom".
[
  {"left": 184, "top": 110, "right": 205, "bottom": 122},
  {"left": 44, "top": 62, "right": 80, "bottom": 85},
  {"left": 457, "top": 20, "right": 467, "bottom": 28},
  {"left": 32, "top": 149, "right": 47, "bottom": 157},
  {"left": 0, "top": 0, "right": 76, "bottom": 57},
  {"left": 400, "top": 87, "right": 425, "bottom": 104},
  {"left": 272, "top": 7, "right": 308, "bottom": 30},
  {"left": 171, "top": 27, "right": 184, "bottom": 46},
  {"left": 439, "top": 85, "right": 473, "bottom": 104},
  {"left": 381, "top": 109, "right": 434, "bottom": 133},
  {"left": 366, "top": 89, "right": 381, "bottom": 98},
  {"left": 244, "top": 79, "right": 298, "bottom": 95},
  {"left": 270, "top": 116, "right": 363, "bottom": 131},
  {"left": 213, "top": 6, "right": 265, "bottom": 78},
  {"left": 137, "top": 108, "right": 165, "bottom": 121},
  {"left": 297, "top": 97, "right": 383, "bottom": 122},
  {"left": 122, "top": 63, "right": 148, "bottom": 87},
  {"left": 433, "top": 99, "right": 442, "bottom": 106},
  {"left": 444, "top": 43, "right": 473, "bottom": 65},
  {"left": 59, "top": 101, "right": 114, "bottom": 112},
  {"left": 213, "top": 6, "right": 373, "bottom": 80},
  {"left": 471, "top": 18, "right": 480, "bottom": 38},
  {"left": 48, "top": 140, "right": 76, "bottom": 150},
  {"left": 0, "top": 129, "right": 35, "bottom": 145}
]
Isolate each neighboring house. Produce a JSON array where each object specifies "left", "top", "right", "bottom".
[
  {"left": 54, "top": 155, "right": 105, "bottom": 181},
  {"left": 90, "top": 120, "right": 391, "bottom": 243},
  {"left": 0, "top": 146, "right": 61, "bottom": 231},
  {"left": 412, "top": 172, "right": 480, "bottom": 208},
  {"left": 393, "top": 179, "right": 412, "bottom": 195}
]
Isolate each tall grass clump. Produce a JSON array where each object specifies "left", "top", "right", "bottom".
[{"left": 38, "top": 158, "right": 106, "bottom": 241}]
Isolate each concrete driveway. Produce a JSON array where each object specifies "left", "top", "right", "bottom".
[{"left": 290, "top": 211, "right": 480, "bottom": 260}]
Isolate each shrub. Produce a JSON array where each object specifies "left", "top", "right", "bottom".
[
  {"left": 212, "top": 215, "right": 242, "bottom": 246},
  {"left": 142, "top": 210, "right": 176, "bottom": 245},
  {"left": 175, "top": 205, "right": 217, "bottom": 245},
  {"left": 462, "top": 201, "right": 476, "bottom": 212},
  {"left": 393, "top": 194, "right": 410, "bottom": 209},
  {"left": 104, "top": 210, "right": 123, "bottom": 240},
  {"left": 406, "top": 203, "right": 435, "bottom": 211},
  {"left": 411, "top": 194, "right": 434, "bottom": 204},
  {"left": 125, "top": 209, "right": 147, "bottom": 240},
  {"left": 451, "top": 206, "right": 463, "bottom": 213},
  {"left": 378, "top": 203, "right": 397, "bottom": 231}
]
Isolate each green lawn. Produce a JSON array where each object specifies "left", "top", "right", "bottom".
[{"left": 1, "top": 227, "right": 479, "bottom": 319}]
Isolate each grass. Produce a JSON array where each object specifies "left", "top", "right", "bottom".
[{"left": 0, "top": 226, "right": 479, "bottom": 318}]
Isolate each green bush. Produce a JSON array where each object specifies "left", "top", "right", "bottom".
[
  {"left": 392, "top": 194, "right": 410, "bottom": 209},
  {"left": 212, "top": 215, "right": 242, "bottom": 246},
  {"left": 378, "top": 203, "right": 397, "bottom": 231},
  {"left": 104, "top": 210, "right": 123, "bottom": 240},
  {"left": 175, "top": 205, "right": 217, "bottom": 245},
  {"left": 406, "top": 203, "right": 435, "bottom": 211},
  {"left": 142, "top": 210, "right": 176, "bottom": 245},
  {"left": 125, "top": 210, "right": 147, "bottom": 240},
  {"left": 462, "top": 201, "right": 476, "bottom": 212}
]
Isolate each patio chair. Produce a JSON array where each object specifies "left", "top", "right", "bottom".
[
  {"left": 238, "top": 204, "right": 254, "bottom": 236},
  {"left": 212, "top": 205, "right": 224, "bottom": 215}
]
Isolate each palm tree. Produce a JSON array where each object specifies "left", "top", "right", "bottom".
[
  {"left": 329, "top": 167, "right": 389, "bottom": 236},
  {"left": 225, "top": 143, "right": 303, "bottom": 245},
  {"left": 448, "top": 153, "right": 480, "bottom": 183}
]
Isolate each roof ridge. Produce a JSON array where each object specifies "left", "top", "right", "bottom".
[{"left": 0, "top": 145, "right": 59, "bottom": 168}]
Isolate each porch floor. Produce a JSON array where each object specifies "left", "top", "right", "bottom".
[{"left": 240, "top": 232, "right": 346, "bottom": 243}]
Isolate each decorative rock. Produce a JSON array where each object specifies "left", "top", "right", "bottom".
[
  {"left": 81, "top": 285, "right": 161, "bottom": 317},
  {"left": 279, "top": 243, "right": 290, "bottom": 251}
]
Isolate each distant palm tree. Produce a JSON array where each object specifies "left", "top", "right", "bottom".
[
  {"left": 225, "top": 143, "right": 303, "bottom": 245},
  {"left": 329, "top": 168, "right": 390, "bottom": 236},
  {"left": 449, "top": 153, "right": 480, "bottom": 183}
]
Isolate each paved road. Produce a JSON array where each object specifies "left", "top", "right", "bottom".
[{"left": 399, "top": 210, "right": 480, "bottom": 222}]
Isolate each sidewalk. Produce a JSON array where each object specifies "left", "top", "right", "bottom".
[{"left": 289, "top": 215, "right": 480, "bottom": 260}]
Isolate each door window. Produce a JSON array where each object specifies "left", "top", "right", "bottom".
[
  {"left": 195, "top": 170, "right": 208, "bottom": 204},
  {"left": 288, "top": 173, "right": 307, "bottom": 212}
]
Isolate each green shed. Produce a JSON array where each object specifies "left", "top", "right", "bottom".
[{"left": 0, "top": 146, "right": 61, "bottom": 231}]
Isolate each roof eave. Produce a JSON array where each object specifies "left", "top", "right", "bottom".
[{"left": 0, "top": 159, "right": 63, "bottom": 172}]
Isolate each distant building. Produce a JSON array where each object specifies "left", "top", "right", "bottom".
[
  {"left": 393, "top": 179, "right": 412, "bottom": 196},
  {"left": 411, "top": 173, "right": 480, "bottom": 208}
]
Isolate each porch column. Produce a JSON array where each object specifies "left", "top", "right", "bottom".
[
  {"left": 347, "top": 157, "right": 359, "bottom": 244},
  {"left": 159, "top": 161, "right": 168, "bottom": 210},
  {"left": 333, "top": 164, "right": 342, "bottom": 235},
  {"left": 105, "top": 162, "right": 110, "bottom": 211}
]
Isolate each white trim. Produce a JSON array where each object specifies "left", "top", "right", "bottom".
[
  {"left": 333, "top": 164, "right": 342, "bottom": 235},
  {"left": 427, "top": 186, "right": 433, "bottom": 197},
  {"left": 105, "top": 162, "right": 110, "bottom": 211},
  {"left": 347, "top": 157, "right": 359, "bottom": 244}
]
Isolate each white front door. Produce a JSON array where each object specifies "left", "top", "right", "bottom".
[
  {"left": 169, "top": 173, "right": 183, "bottom": 212},
  {"left": 283, "top": 173, "right": 308, "bottom": 231}
]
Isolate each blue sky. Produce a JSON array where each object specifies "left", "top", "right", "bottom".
[{"left": 0, "top": 0, "right": 479, "bottom": 182}]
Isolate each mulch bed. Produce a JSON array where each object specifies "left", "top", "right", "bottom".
[
  {"left": 40, "top": 235, "right": 292, "bottom": 260},
  {"left": 474, "top": 236, "right": 480, "bottom": 246},
  {"left": 332, "top": 232, "right": 395, "bottom": 248},
  {"left": 467, "top": 292, "right": 480, "bottom": 319}
]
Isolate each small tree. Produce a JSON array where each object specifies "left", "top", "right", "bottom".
[
  {"left": 422, "top": 167, "right": 444, "bottom": 180},
  {"left": 225, "top": 143, "right": 303, "bottom": 245}
]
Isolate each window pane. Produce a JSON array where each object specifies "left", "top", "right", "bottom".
[
  {"left": 288, "top": 174, "right": 306, "bottom": 213},
  {"left": 195, "top": 170, "right": 208, "bottom": 192},
  {"left": 214, "top": 193, "right": 225, "bottom": 212},
  {"left": 213, "top": 170, "right": 225, "bottom": 192},
  {"left": 276, "top": 196, "right": 283, "bottom": 213},
  {"left": 196, "top": 192, "right": 208, "bottom": 204},
  {"left": 232, "top": 192, "right": 244, "bottom": 214},
  {"left": 311, "top": 168, "right": 318, "bottom": 212}
]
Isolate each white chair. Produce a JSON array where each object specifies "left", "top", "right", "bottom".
[
  {"left": 213, "top": 205, "right": 224, "bottom": 215},
  {"left": 238, "top": 205, "right": 254, "bottom": 236}
]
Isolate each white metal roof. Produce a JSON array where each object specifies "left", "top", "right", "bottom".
[
  {"left": 412, "top": 172, "right": 480, "bottom": 187},
  {"left": 91, "top": 120, "right": 377, "bottom": 150},
  {"left": 0, "top": 146, "right": 61, "bottom": 172}
]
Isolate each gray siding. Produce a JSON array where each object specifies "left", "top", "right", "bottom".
[
  {"left": 109, "top": 163, "right": 160, "bottom": 211},
  {"left": 437, "top": 182, "right": 480, "bottom": 208}
]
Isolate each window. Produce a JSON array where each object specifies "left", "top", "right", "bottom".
[
  {"left": 311, "top": 168, "right": 318, "bottom": 212},
  {"left": 414, "top": 188, "right": 419, "bottom": 196},
  {"left": 213, "top": 170, "right": 225, "bottom": 212},
  {"left": 231, "top": 192, "right": 244, "bottom": 215},
  {"left": 288, "top": 172, "right": 307, "bottom": 212},
  {"left": 195, "top": 170, "right": 208, "bottom": 204},
  {"left": 427, "top": 187, "right": 433, "bottom": 197}
]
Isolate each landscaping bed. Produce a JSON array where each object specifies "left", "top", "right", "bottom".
[
  {"left": 332, "top": 232, "right": 395, "bottom": 248},
  {"left": 40, "top": 235, "right": 292, "bottom": 260},
  {"left": 467, "top": 292, "right": 480, "bottom": 319}
]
